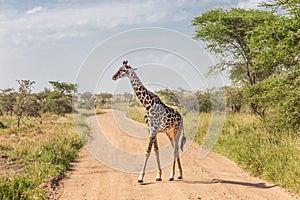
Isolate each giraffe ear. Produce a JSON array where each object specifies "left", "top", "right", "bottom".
[{"left": 133, "top": 67, "right": 138, "bottom": 71}]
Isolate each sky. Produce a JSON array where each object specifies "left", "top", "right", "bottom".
[{"left": 0, "top": 0, "right": 263, "bottom": 93}]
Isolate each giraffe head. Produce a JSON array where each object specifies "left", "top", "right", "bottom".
[{"left": 112, "top": 60, "right": 136, "bottom": 81}]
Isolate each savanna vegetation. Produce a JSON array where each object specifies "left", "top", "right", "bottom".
[
  {"left": 192, "top": 2, "right": 300, "bottom": 194},
  {"left": 192, "top": 0, "right": 300, "bottom": 131},
  {"left": 0, "top": 80, "right": 90, "bottom": 199},
  {"left": 1, "top": 0, "right": 299, "bottom": 198}
]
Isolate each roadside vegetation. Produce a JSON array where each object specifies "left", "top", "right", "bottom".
[
  {"left": 191, "top": 0, "right": 300, "bottom": 194},
  {"left": 0, "top": 81, "right": 90, "bottom": 199},
  {"left": 195, "top": 113, "right": 300, "bottom": 194},
  {"left": 0, "top": 114, "right": 87, "bottom": 199}
]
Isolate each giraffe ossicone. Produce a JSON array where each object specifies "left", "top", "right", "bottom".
[{"left": 112, "top": 60, "right": 186, "bottom": 183}]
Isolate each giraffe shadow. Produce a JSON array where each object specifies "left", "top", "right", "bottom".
[
  {"left": 183, "top": 179, "right": 220, "bottom": 185},
  {"left": 215, "top": 179, "right": 276, "bottom": 189},
  {"left": 139, "top": 182, "right": 156, "bottom": 185},
  {"left": 183, "top": 179, "right": 276, "bottom": 189},
  {"left": 140, "top": 179, "right": 183, "bottom": 185}
]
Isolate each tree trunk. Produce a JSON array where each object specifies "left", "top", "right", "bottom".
[
  {"left": 17, "top": 117, "right": 21, "bottom": 128},
  {"left": 250, "top": 103, "right": 265, "bottom": 118},
  {"left": 0, "top": 122, "right": 7, "bottom": 129}
]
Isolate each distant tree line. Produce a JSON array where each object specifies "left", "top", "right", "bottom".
[
  {"left": 76, "top": 92, "right": 113, "bottom": 109},
  {"left": 0, "top": 80, "right": 78, "bottom": 127},
  {"left": 102, "top": 88, "right": 233, "bottom": 114}
]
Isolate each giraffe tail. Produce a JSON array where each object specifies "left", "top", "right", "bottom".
[{"left": 180, "top": 126, "right": 186, "bottom": 152}]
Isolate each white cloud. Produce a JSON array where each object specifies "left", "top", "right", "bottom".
[
  {"left": 237, "top": 0, "right": 263, "bottom": 9},
  {"left": 26, "top": 6, "right": 45, "bottom": 14},
  {"left": 0, "top": 1, "right": 199, "bottom": 47}
]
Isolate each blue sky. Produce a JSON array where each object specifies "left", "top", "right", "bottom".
[{"left": 0, "top": 0, "right": 263, "bottom": 93}]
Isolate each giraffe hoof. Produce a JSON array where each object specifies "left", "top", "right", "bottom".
[
  {"left": 156, "top": 178, "right": 162, "bottom": 181},
  {"left": 178, "top": 176, "right": 183, "bottom": 180},
  {"left": 138, "top": 180, "right": 143, "bottom": 183},
  {"left": 169, "top": 178, "right": 174, "bottom": 181}
]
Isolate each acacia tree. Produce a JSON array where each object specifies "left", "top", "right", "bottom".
[
  {"left": 28, "top": 88, "right": 53, "bottom": 124},
  {"left": 78, "top": 91, "right": 95, "bottom": 109},
  {"left": 193, "top": 1, "right": 299, "bottom": 130},
  {"left": 49, "top": 81, "right": 78, "bottom": 95},
  {"left": 196, "top": 91, "right": 212, "bottom": 113},
  {"left": 245, "top": 0, "right": 300, "bottom": 130},
  {"left": 249, "top": 3, "right": 299, "bottom": 79},
  {"left": 48, "top": 81, "right": 78, "bottom": 115},
  {"left": 192, "top": 8, "right": 276, "bottom": 85},
  {"left": 225, "top": 87, "right": 243, "bottom": 112},
  {"left": 263, "top": 0, "right": 300, "bottom": 17},
  {"left": 192, "top": 8, "right": 276, "bottom": 116},
  {"left": 96, "top": 93, "right": 112, "bottom": 107},
  {"left": 0, "top": 88, "right": 16, "bottom": 116},
  {"left": 14, "top": 80, "right": 35, "bottom": 128}
]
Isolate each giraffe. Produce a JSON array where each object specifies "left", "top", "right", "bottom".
[{"left": 112, "top": 60, "right": 186, "bottom": 183}]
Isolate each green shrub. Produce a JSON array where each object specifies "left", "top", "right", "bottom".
[
  {"left": 0, "top": 176, "right": 45, "bottom": 200},
  {"left": 213, "top": 114, "right": 300, "bottom": 194},
  {"left": 0, "top": 114, "right": 88, "bottom": 199}
]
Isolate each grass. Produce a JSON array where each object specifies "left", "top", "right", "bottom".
[
  {"left": 126, "top": 107, "right": 300, "bottom": 195},
  {"left": 127, "top": 107, "right": 145, "bottom": 124},
  {"left": 214, "top": 113, "right": 300, "bottom": 194},
  {"left": 0, "top": 113, "right": 90, "bottom": 200},
  {"left": 95, "top": 109, "right": 106, "bottom": 115},
  {"left": 75, "top": 108, "right": 106, "bottom": 117}
]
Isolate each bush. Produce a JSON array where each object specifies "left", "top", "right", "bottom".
[
  {"left": 214, "top": 113, "right": 300, "bottom": 194},
  {"left": 0, "top": 176, "right": 44, "bottom": 200},
  {"left": 0, "top": 114, "right": 88, "bottom": 199}
]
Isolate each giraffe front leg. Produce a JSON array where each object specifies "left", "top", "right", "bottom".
[
  {"left": 169, "top": 140, "right": 176, "bottom": 181},
  {"left": 138, "top": 138, "right": 153, "bottom": 183},
  {"left": 138, "top": 152, "right": 150, "bottom": 183},
  {"left": 153, "top": 137, "right": 162, "bottom": 181},
  {"left": 175, "top": 135, "right": 182, "bottom": 179},
  {"left": 177, "top": 157, "right": 183, "bottom": 179},
  {"left": 169, "top": 161, "right": 176, "bottom": 181}
]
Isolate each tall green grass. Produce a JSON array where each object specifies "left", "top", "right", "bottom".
[
  {"left": 195, "top": 113, "right": 300, "bottom": 194},
  {"left": 0, "top": 114, "right": 90, "bottom": 199},
  {"left": 214, "top": 113, "right": 300, "bottom": 194}
]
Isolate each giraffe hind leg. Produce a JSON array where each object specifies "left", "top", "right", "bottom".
[
  {"left": 177, "top": 122, "right": 183, "bottom": 179},
  {"left": 169, "top": 130, "right": 182, "bottom": 181},
  {"left": 169, "top": 138, "right": 180, "bottom": 181}
]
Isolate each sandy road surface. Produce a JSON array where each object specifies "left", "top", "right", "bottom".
[{"left": 58, "top": 110, "right": 298, "bottom": 200}]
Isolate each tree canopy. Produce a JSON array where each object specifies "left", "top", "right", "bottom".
[
  {"left": 192, "top": 0, "right": 300, "bottom": 131},
  {"left": 192, "top": 8, "right": 277, "bottom": 85}
]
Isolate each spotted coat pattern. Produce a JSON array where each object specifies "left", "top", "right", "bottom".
[{"left": 112, "top": 60, "right": 185, "bottom": 183}]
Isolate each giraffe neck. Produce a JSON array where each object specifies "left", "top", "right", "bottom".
[{"left": 128, "top": 70, "right": 156, "bottom": 109}]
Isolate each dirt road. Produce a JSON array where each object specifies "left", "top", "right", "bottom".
[{"left": 57, "top": 110, "right": 298, "bottom": 200}]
